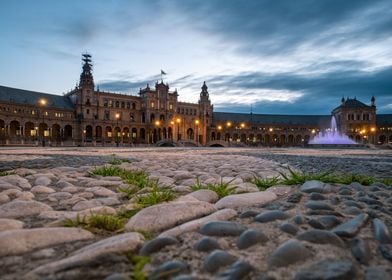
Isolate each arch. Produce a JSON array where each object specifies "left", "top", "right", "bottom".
[
  {"left": 304, "top": 135, "right": 310, "bottom": 144},
  {"left": 280, "top": 135, "right": 286, "bottom": 145},
  {"left": 38, "top": 122, "right": 48, "bottom": 138},
  {"left": 378, "top": 135, "right": 386, "bottom": 144},
  {"left": 150, "top": 113, "right": 155, "bottom": 122},
  {"left": 211, "top": 132, "right": 216, "bottom": 140},
  {"left": 224, "top": 133, "right": 230, "bottom": 141},
  {"left": 355, "top": 135, "right": 361, "bottom": 143},
  {"left": 10, "top": 120, "right": 21, "bottom": 137},
  {"left": 131, "top": 128, "right": 137, "bottom": 143},
  {"left": 95, "top": 126, "right": 103, "bottom": 140},
  {"left": 141, "top": 112, "right": 146, "bottom": 123},
  {"left": 186, "top": 128, "right": 194, "bottom": 140},
  {"left": 114, "top": 126, "right": 121, "bottom": 143},
  {"left": 256, "top": 134, "right": 262, "bottom": 143},
  {"left": 163, "top": 127, "right": 167, "bottom": 139},
  {"left": 52, "top": 124, "right": 61, "bottom": 142},
  {"left": 0, "top": 119, "right": 5, "bottom": 143},
  {"left": 240, "top": 134, "right": 246, "bottom": 142},
  {"left": 265, "top": 134, "right": 271, "bottom": 145},
  {"left": 233, "top": 133, "right": 239, "bottom": 142},
  {"left": 123, "top": 127, "right": 130, "bottom": 143},
  {"left": 288, "top": 135, "right": 294, "bottom": 145},
  {"left": 25, "top": 122, "right": 35, "bottom": 138},
  {"left": 168, "top": 127, "right": 173, "bottom": 139},
  {"left": 85, "top": 125, "right": 93, "bottom": 140},
  {"left": 389, "top": 135, "right": 392, "bottom": 143},
  {"left": 64, "top": 125, "right": 72, "bottom": 140},
  {"left": 160, "top": 114, "right": 165, "bottom": 121},
  {"left": 295, "top": 135, "right": 302, "bottom": 144},
  {"left": 140, "top": 128, "right": 146, "bottom": 142},
  {"left": 105, "top": 126, "right": 113, "bottom": 140}
]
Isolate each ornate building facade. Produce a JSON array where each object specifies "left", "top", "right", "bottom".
[{"left": 0, "top": 54, "right": 391, "bottom": 146}]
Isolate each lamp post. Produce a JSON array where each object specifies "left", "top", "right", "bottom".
[
  {"left": 370, "top": 127, "right": 376, "bottom": 144},
  {"left": 217, "top": 125, "right": 222, "bottom": 140},
  {"left": 39, "top": 98, "right": 47, "bottom": 147},
  {"left": 115, "top": 113, "right": 120, "bottom": 147},
  {"left": 176, "top": 118, "right": 181, "bottom": 141},
  {"left": 195, "top": 119, "right": 199, "bottom": 144}
]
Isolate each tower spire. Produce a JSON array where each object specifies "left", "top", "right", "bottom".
[{"left": 79, "top": 53, "right": 94, "bottom": 88}]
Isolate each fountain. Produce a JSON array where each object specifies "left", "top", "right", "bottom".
[{"left": 309, "top": 116, "right": 357, "bottom": 145}]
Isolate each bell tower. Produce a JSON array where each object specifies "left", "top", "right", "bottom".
[
  {"left": 198, "top": 81, "right": 213, "bottom": 145},
  {"left": 80, "top": 53, "right": 94, "bottom": 89}
]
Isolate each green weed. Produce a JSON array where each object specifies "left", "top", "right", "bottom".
[
  {"left": 252, "top": 176, "right": 280, "bottom": 190},
  {"left": 206, "top": 179, "right": 236, "bottom": 198},
  {"left": 63, "top": 213, "right": 124, "bottom": 232},
  {"left": 134, "top": 181, "right": 176, "bottom": 207},
  {"left": 128, "top": 254, "right": 150, "bottom": 280},
  {"left": 89, "top": 165, "right": 124, "bottom": 177}
]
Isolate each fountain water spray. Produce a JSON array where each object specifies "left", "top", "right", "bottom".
[{"left": 309, "top": 116, "right": 356, "bottom": 144}]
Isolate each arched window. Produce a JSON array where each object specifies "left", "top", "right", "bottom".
[
  {"left": 127, "top": 102, "right": 130, "bottom": 109},
  {"left": 115, "top": 101, "right": 120, "bottom": 108}
]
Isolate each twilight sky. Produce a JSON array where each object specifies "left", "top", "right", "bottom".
[{"left": 0, "top": 0, "right": 391, "bottom": 114}]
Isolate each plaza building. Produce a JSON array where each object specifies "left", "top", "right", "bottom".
[{"left": 0, "top": 54, "right": 391, "bottom": 147}]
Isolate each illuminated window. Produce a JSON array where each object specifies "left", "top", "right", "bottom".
[{"left": 151, "top": 101, "right": 155, "bottom": 108}]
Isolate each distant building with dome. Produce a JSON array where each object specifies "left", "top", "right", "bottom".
[{"left": 0, "top": 54, "right": 391, "bottom": 146}]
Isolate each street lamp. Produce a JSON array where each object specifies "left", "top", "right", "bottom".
[
  {"left": 195, "top": 119, "right": 199, "bottom": 143},
  {"left": 170, "top": 121, "right": 174, "bottom": 140},
  {"left": 115, "top": 113, "right": 120, "bottom": 147},
  {"left": 240, "top": 123, "right": 245, "bottom": 129},
  {"left": 39, "top": 98, "right": 47, "bottom": 147},
  {"left": 176, "top": 118, "right": 181, "bottom": 141},
  {"left": 226, "top": 121, "right": 231, "bottom": 128}
]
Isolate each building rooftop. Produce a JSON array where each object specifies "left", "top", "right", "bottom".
[
  {"left": 213, "top": 112, "right": 331, "bottom": 127},
  {"left": 0, "top": 85, "right": 75, "bottom": 110}
]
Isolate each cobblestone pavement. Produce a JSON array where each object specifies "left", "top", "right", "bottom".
[{"left": 0, "top": 147, "right": 391, "bottom": 279}]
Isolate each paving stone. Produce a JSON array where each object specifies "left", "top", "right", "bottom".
[
  {"left": 139, "top": 236, "right": 178, "bottom": 256},
  {"left": 217, "top": 260, "right": 253, "bottom": 280},
  {"left": 358, "top": 197, "right": 383, "bottom": 206},
  {"left": 373, "top": 218, "right": 392, "bottom": 244},
  {"left": 305, "top": 201, "right": 334, "bottom": 211},
  {"left": 72, "top": 199, "right": 103, "bottom": 211},
  {"left": 126, "top": 201, "right": 216, "bottom": 233},
  {"left": 286, "top": 192, "right": 302, "bottom": 203},
  {"left": 293, "top": 215, "right": 307, "bottom": 225},
  {"left": 149, "top": 260, "right": 189, "bottom": 279},
  {"left": 159, "top": 209, "right": 237, "bottom": 238},
  {"left": 237, "top": 229, "right": 268, "bottom": 249},
  {"left": 204, "top": 250, "right": 237, "bottom": 273},
  {"left": 194, "top": 237, "right": 221, "bottom": 252},
  {"left": 338, "top": 187, "right": 353, "bottom": 195},
  {"left": 199, "top": 221, "right": 247, "bottom": 236},
  {"left": 31, "top": 186, "right": 55, "bottom": 194},
  {"left": 296, "top": 229, "right": 344, "bottom": 247},
  {"left": 0, "top": 218, "right": 24, "bottom": 231},
  {"left": 344, "top": 200, "right": 364, "bottom": 209},
  {"left": 188, "top": 189, "right": 219, "bottom": 203},
  {"left": 379, "top": 244, "right": 392, "bottom": 261},
  {"left": 343, "top": 206, "right": 362, "bottom": 215},
  {"left": 364, "top": 266, "right": 392, "bottom": 280},
  {"left": 333, "top": 213, "right": 369, "bottom": 238},
  {"left": 351, "top": 237, "right": 370, "bottom": 265},
  {"left": 279, "top": 222, "right": 299, "bottom": 235},
  {"left": 294, "top": 260, "right": 356, "bottom": 280},
  {"left": 86, "top": 186, "right": 117, "bottom": 197},
  {"left": 306, "top": 210, "right": 344, "bottom": 217},
  {"left": 215, "top": 191, "right": 277, "bottom": 209},
  {"left": 255, "top": 210, "right": 290, "bottom": 223},
  {"left": 308, "top": 215, "right": 341, "bottom": 230},
  {"left": 300, "top": 180, "right": 331, "bottom": 193},
  {"left": 0, "top": 200, "right": 52, "bottom": 218},
  {"left": 34, "top": 176, "right": 51, "bottom": 186},
  {"left": 27, "top": 232, "right": 144, "bottom": 277},
  {"left": 267, "top": 239, "right": 311, "bottom": 268},
  {"left": 0, "top": 227, "right": 94, "bottom": 257},
  {"left": 239, "top": 210, "right": 259, "bottom": 218},
  {"left": 309, "top": 193, "right": 326, "bottom": 200}
]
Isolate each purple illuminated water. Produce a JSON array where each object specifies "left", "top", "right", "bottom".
[{"left": 309, "top": 116, "right": 357, "bottom": 145}]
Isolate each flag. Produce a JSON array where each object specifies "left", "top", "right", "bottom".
[{"left": 161, "top": 70, "right": 167, "bottom": 75}]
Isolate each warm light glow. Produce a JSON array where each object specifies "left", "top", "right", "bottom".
[
  {"left": 217, "top": 125, "right": 222, "bottom": 130},
  {"left": 176, "top": 118, "right": 181, "bottom": 123},
  {"left": 370, "top": 127, "right": 376, "bottom": 132},
  {"left": 115, "top": 113, "right": 120, "bottom": 119},
  {"left": 39, "top": 99, "right": 47, "bottom": 106},
  {"left": 240, "top": 123, "right": 245, "bottom": 128},
  {"left": 226, "top": 121, "right": 232, "bottom": 127},
  {"left": 155, "top": 120, "right": 160, "bottom": 126},
  {"left": 311, "top": 129, "right": 316, "bottom": 134},
  {"left": 195, "top": 120, "right": 199, "bottom": 125},
  {"left": 269, "top": 128, "right": 273, "bottom": 132},
  {"left": 170, "top": 121, "right": 174, "bottom": 125}
]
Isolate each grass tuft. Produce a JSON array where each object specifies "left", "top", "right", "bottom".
[
  {"left": 252, "top": 176, "right": 281, "bottom": 190},
  {"left": 63, "top": 213, "right": 124, "bottom": 232},
  {"left": 134, "top": 180, "right": 176, "bottom": 207},
  {"left": 128, "top": 254, "right": 150, "bottom": 280},
  {"left": 89, "top": 165, "right": 124, "bottom": 177}
]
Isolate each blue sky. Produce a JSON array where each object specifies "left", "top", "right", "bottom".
[{"left": 0, "top": 0, "right": 391, "bottom": 114}]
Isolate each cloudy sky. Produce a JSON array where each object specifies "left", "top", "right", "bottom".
[{"left": 1, "top": 0, "right": 391, "bottom": 114}]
